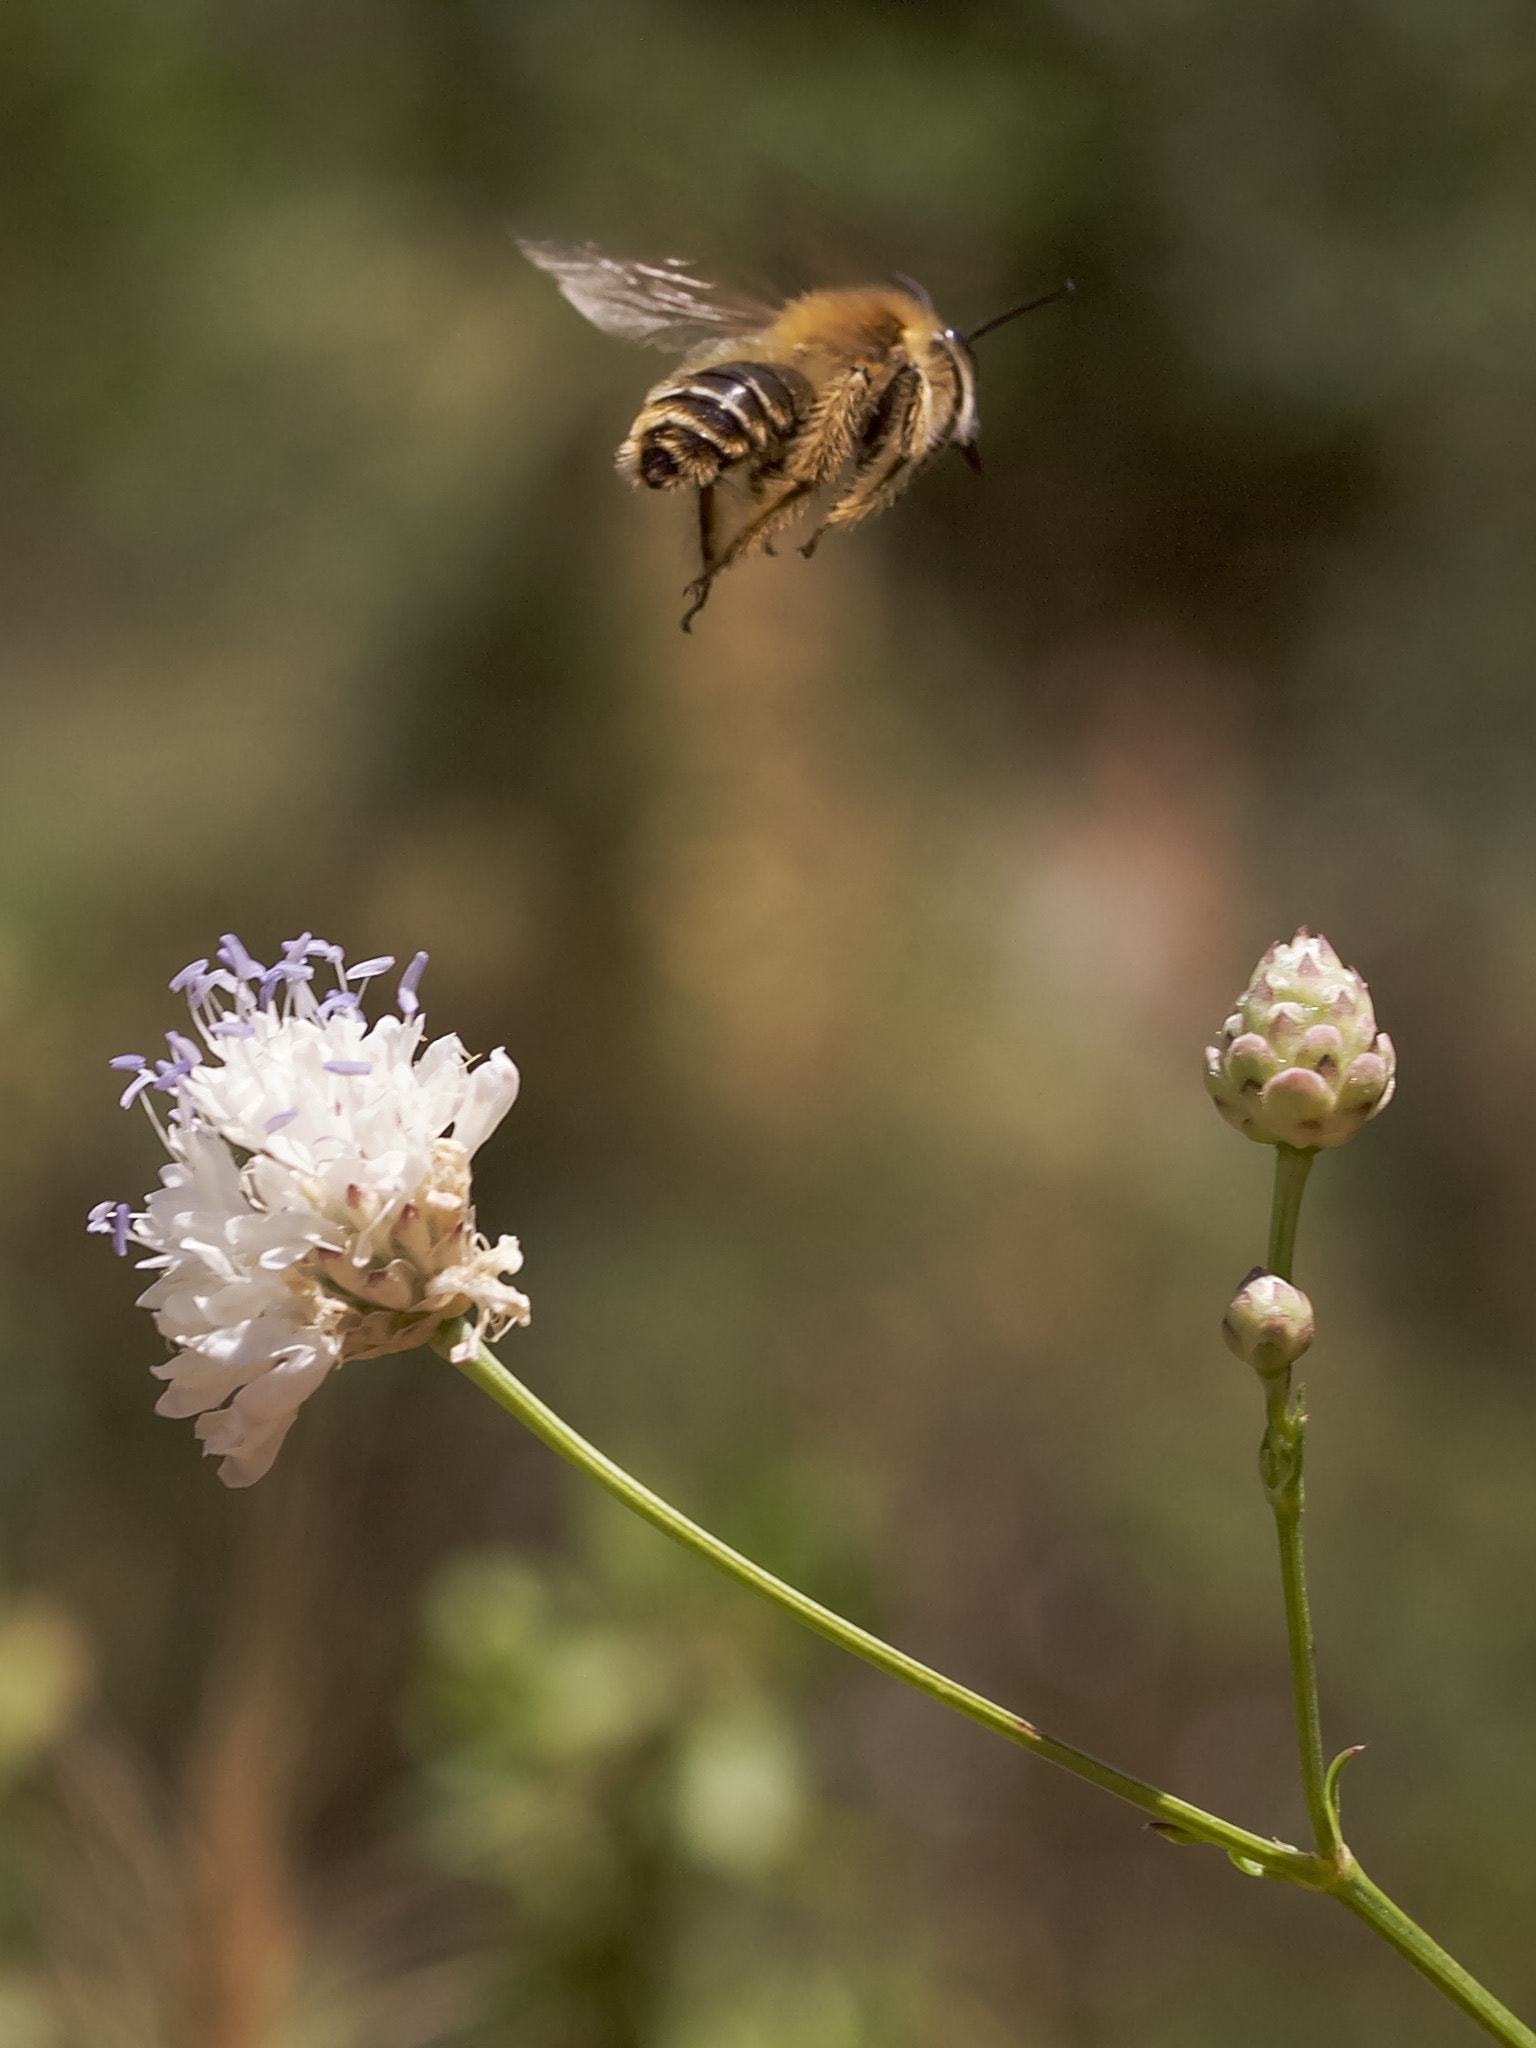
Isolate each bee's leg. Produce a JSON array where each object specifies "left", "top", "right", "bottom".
[
  {"left": 956, "top": 441, "right": 983, "bottom": 476},
  {"left": 680, "top": 485, "right": 722, "bottom": 633},
  {"left": 785, "top": 366, "right": 878, "bottom": 492},
  {"left": 680, "top": 579, "right": 714, "bottom": 634},
  {"left": 680, "top": 480, "right": 814, "bottom": 631},
  {"left": 696, "top": 484, "right": 718, "bottom": 580},
  {"left": 800, "top": 366, "right": 923, "bottom": 555}
]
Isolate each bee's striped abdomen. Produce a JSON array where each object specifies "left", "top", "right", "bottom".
[{"left": 621, "top": 360, "right": 809, "bottom": 490}]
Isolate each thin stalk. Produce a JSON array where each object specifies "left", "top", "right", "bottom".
[
  {"left": 1335, "top": 1869, "right": 1536, "bottom": 2048},
  {"left": 1265, "top": 1378, "right": 1339, "bottom": 1861},
  {"left": 437, "top": 1330, "right": 1317, "bottom": 1884},
  {"left": 1267, "top": 1142, "right": 1315, "bottom": 1282},
  {"left": 1259, "top": 1141, "right": 1340, "bottom": 1862}
]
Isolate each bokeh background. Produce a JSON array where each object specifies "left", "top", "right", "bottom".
[{"left": 2, "top": 2, "right": 1535, "bottom": 2042}]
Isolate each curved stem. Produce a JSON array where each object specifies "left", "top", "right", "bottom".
[
  {"left": 440, "top": 1329, "right": 1536, "bottom": 2041},
  {"left": 436, "top": 1330, "right": 1318, "bottom": 1884}
]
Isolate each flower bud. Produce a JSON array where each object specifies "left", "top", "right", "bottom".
[
  {"left": 1222, "top": 1268, "right": 1315, "bottom": 1377},
  {"left": 1204, "top": 929, "right": 1395, "bottom": 1148}
]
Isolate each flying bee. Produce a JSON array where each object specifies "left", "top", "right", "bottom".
[{"left": 518, "top": 239, "right": 1072, "bottom": 630}]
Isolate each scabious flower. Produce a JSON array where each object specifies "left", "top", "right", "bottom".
[
  {"left": 1203, "top": 929, "right": 1396, "bottom": 1149},
  {"left": 89, "top": 935, "right": 529, "bottom": 1487}
]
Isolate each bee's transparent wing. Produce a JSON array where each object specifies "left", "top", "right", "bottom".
[{"left": 517, "top": 238, "right": 776, "bottom": 352}]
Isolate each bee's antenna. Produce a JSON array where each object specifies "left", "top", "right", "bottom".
[{"left": 962, "top": 278, "right": 1075, "bottom": 346}]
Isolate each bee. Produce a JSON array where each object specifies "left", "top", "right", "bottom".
[{"left": 518, "top": 239, "right": 1071, "bottom": 630}]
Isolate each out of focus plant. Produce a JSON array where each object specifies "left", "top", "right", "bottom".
[
  {"left": 406, "top": 1506, "right": 936, "bottom": 2047},
  {"left": 0, "top": 1593, "right": 89, "bottom": 2046},
  {"left": 93, "top": 928, "right": 1536, "bottom": 2045}
]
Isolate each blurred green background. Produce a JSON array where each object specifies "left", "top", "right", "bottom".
[{"left": 1, "top": 0, "right": 1534, "bottom": 2041}]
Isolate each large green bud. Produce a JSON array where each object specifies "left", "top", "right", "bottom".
[{"left": 1204, "top": 929, "right": 1395, "bottom": 1149}]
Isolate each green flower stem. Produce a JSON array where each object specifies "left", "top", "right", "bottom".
[
  {"left": 439, "top": 1327, "right": 1536, "bottom": 2043},
  {"left": 435, "top": 1329, "right": 1317, "bottom": 1884},
  {"left": 1264, "top": 1383, "right": 1339, "bottom": 1861},
  {"left": 1267, "top": 1141, "right": 1315, "bottom": 1282},
  {"left": 1250, "top": 1148, "right": 1536, "bottom": 2043},
  {"left": 1258, "top": 1141, "right": 1342, "bottom": 1861},
  {"left": 1336, "top": 1870, "right": 1536, "bottom": 2048}
]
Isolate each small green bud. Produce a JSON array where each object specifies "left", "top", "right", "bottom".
[
  {"left": 1222, "top": 1268, "right": 1315, "bottom": 1377},
  {"left": 1204, "top": 929, "right": 1395, "bottom": 1148}
]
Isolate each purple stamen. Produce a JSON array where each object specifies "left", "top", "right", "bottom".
[
  {"left": 397, "top": 951, "right": 429, "bottom": 1018},
  {"left": 209, "top": 1018, "right": 256, "bottom": 1038},
  {"left": 169, "top": 959, "right": 209, "bottom": 993},
  {"left": 165, "top": 1031, "right": 202, "bottom": 1066},
  {"left": 346, "top": 955, "right": 395, "bottom": 982},
  {"left": 265, "top": 1108, "right": 300, "bottom": 1132},
  {"left": 258, "top": 960, "right": 313, "bottom": 1008},
  {"left": 119, "top": 1069, "right": 156, "bottom": 1109},
  {"left": 217, "top": 934, "right": 266, "bottom": 982},
  {"left": 110, "top": 1053, "right": 147, "bottom": 1071},
  {"left": 317, "top": 990, "right": 362, "bottom": 1019},
  {"left": 323, "top": 1059, "right": 374, "bottom": 1076},
  {"left": 86, "top": 1200, "right": 133, "bottom": 1256}
]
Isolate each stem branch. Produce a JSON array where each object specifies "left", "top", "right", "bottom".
[
  {"left": 437, "top": 1330, "right": 1315, "bottom": 1883},
  {"left": 439, "top": 1326, "right": 1536, "bottom": 2042}
]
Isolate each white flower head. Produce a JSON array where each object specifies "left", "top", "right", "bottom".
[{"left": 90, "top": 933, "right": 529, "bottom": 1487}]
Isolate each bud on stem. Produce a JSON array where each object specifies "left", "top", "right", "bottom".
[{"left": 1223, "top": 1268, "right": 1315, "bottom": 1380}]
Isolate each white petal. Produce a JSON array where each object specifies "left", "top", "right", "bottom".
[
  {"left": 452, "top": 1051, "right": 520, "bottom": 1155},
  {"left": 195, "top": 1341, "right": 338, "bottom": 1487}
]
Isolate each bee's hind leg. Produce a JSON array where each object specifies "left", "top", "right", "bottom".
[
  {"left": 680, "top": 486, "right": 719, "bottom": 634},
  {"left": 680, "top": 480, "right": 812, "bottom": 632},
  {"left": 696, "top": 485, "right": 717, "bottom": 576}
]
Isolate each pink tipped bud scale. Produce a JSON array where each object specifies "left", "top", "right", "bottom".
[{"left": 1204, "top": 930, "right": 1396, "bottom": 1149}]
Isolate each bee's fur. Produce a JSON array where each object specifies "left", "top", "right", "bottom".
[{"left": 615, "top": 286, "right": 977, "bottom": 628}]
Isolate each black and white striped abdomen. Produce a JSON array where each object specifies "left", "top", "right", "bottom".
[{"left": 619, "top": 360, "right": 810, "bottom": 490}]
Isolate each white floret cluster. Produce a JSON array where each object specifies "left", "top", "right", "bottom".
[{"left": 90, "top": 934, "right": 528, "bottom": 1486}]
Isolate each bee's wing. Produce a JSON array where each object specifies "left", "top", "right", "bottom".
[{"left": 517, "top": 238, "right": 777, "bottom": 352}]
